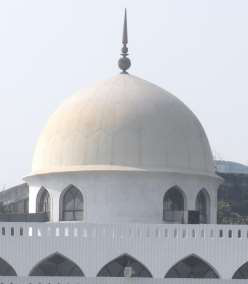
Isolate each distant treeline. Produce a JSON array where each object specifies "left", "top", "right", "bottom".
[{"left": 217, "top": 172, "right": 248, "bottom": 224}]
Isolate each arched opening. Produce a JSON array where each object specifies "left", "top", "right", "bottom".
[
  {"left": 29, "top": 253, "right": 84, "bottom": 276},
  {"left": 61, "top": 185, "right": 83, "bottom": 221},
  {"left": 196, "top": 189, "right": 210, "bottom": 224},
  {"left": 36, "top": 187, "right": 50, "bottom": 220},
  {"left": 165, "top": 255, "right": 219, "bottom": 278},
  {"left": 163, "top": 186, "right": 186, "bottom": 223},
  {"left": 97, "top": 254, "right": 152, "bottom": 277},
  {"left": 233, "top": 261, "right": 248, "bottom": 278},
  {"left": 0, "top": 257, "right": 17, "bottom": 276}
]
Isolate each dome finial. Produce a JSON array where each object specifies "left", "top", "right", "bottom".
[{"left": 118, "top": 9, "right": 131, "bottom": 74}]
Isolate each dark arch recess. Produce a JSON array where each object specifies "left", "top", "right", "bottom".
[
  {"left": 61, "top": 185, "right": 83, "bottom": 221},
  {"left": 97, "top": 254, "right": 152, "bottom": 277},
  {"left": 233, "top": 261, "right": 248, "bottom": 279},
  {"left": 165, "top": 255, "right": 219, "bottom": 279},
  {"left": 29, "top": 253, "right": 84, "bottom": 276},
  {"left": 163, "top": 185, "right": 186, "bottom": 223},
  {"left": 37, "top": 187, "right": 50, "bottom": 215},
  {"left": 0, "top": 257, "right": 17, "bottom": 276},
  {"left": 195, "top": 188, "right": 210, "bottom": 224}
]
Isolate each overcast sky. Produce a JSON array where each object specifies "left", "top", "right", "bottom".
[{"left": 0, "top": 0, "right": 247, "bottom": 188}]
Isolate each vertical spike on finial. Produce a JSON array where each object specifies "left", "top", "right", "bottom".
[
  {"left": 122, "top": 8, "right": 128, "bottom": 45},
  {"left": 118, "top": 9, "right": 131, "bottom": 74}
]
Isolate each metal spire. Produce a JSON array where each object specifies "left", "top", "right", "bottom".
[
  {"left": 118, "top": 9, "right": 131, "bottom": 74},
  {"left": 122, "top": 8, "right": 128, "bottom": 45}
]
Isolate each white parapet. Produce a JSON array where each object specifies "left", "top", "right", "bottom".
[{"left": 0, "top": 222, "right": 247, "bottom": 279}]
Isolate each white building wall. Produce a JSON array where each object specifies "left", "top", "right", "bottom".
[
  {"left": 19, "top": 171, "right": 227, "bottom": 279},
  {"left": 0, "top": 223, "right": 247, "bottom": 279}
]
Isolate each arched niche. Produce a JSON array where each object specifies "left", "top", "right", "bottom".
[
  {"left": 196, "top": 188, "right": 210, "bottom": 224},
  {"left": 163, "top": 186, "right": 186, "bottom": 223},
  {"left": 97, "top": 254, "right": 152, "bottom": 277},
  {"left": 165, "top": 255, "right": 219, "bottom": 278},
  {"left": 36, "top": 187, "right": 50, "bottom": 220},
  {"left": 233, "top": 261, "right": 248, "bottom": 279},
  {"left": 0, "top": 257, "right": 17, "bottom": 276},
  {"left": 29, "top": 253, "right": 84, "bottom": 276},
  {"left": 60, "top": 185, "right": 84, "bottom": 221}
]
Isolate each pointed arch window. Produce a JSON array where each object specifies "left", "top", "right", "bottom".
[
  {"left": 165, "top": 255, "right": 219, "bottom": 278},
  {"left": 30, "top": 253, "right": 84, "bottom": 276},
  {"left": 97, "top": 254, "right": 152, "bottom": 277},
  {"left": 36, "top": 188, "right": 50, "bottom": 221},
  {"left": 62, "top": 186, "right": 83, "bottom": 221},
  {"left": 163, "top": 186, "right": 185, "bottom": 223},
  {"left": 196, "top": 189, "right": 210, "bottom": 224},
  {"left": 38, "top": 188, "right": 50, "bottom": 214}
]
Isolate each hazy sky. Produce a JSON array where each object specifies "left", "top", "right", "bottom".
[{"left": 0, "top": 0, "right": 247, "bottom": 188}]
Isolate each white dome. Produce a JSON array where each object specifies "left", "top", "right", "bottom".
[{"left": 32, "top": 74, "right": 215, "bottom": 176}]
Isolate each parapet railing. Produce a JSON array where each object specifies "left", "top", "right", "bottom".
[{"left": 0, "top": 222, "right": 246, "bottom": 241}]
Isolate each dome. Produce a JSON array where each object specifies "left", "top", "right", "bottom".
[{"left": 32, "top": 74, "right": 215, "bottom": 176}]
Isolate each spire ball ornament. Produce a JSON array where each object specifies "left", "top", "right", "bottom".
[
  {"left": 118, "top": 9, "right": 131, "bottom": 74},
  {"left": 118, "top": 57, "right": 131, "bottom": 74}
]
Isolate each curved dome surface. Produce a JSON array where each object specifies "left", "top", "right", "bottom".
[{"left": 32, "top": 74, "right": 215, "bottom": 175}]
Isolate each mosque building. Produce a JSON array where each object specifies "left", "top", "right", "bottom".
[{"left": 0, "top": 10, "right": 248, "bottom": 283}]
